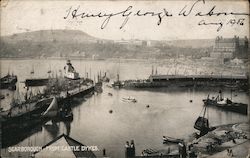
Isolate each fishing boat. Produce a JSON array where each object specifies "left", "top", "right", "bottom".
[
  {"left": 203, "top": 90, "right": 248, "bottom": 115},
  {"left": 122, "top": 96, "right": 137, "bottom": 103},
  {"left": 0, "top": 73, "right": 17, "bottom": 90},
  {"left": 162, "top": 136, "right": 183, "bottom": 144}
]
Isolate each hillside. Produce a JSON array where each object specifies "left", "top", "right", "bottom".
[
  {"left": 2, "top": 30, "right": 97, "bottom": 43},
  {"left": 0, "top": 30, "right": 213, "bottom": 59}
]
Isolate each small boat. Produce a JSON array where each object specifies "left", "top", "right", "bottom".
[
  {"left": 162, "top": 136, "right": 183, "bottom": 144},
  {"left": 141, "top": 149, "right": 159, "bottom": 155},
  {"left": 122, "top": 96, "right": 137, "bottom": 103}
]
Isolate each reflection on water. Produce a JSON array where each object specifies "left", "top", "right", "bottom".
[{"left": 0, "top": 59, "right": 249, "bottom": 158}]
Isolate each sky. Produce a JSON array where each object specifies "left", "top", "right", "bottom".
[{"left": 0, "top": 0, "right": 249, "bottom": 40}]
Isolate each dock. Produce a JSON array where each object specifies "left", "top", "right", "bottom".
[{"left": 121, "top": 74, "right": 248, "bottom": 90}]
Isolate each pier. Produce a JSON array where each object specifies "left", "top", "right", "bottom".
[{"left": 121, "top": 74, "right": 248, "bottom": 90}]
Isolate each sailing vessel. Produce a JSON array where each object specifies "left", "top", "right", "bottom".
[
  {"left": 194, "top": 104, "right": 213, "bottom": 136},
  {"left": 203, "top": 90, "right": 248, "bottom": 115}
]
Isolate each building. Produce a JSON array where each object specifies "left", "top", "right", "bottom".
[
  {"left": 33, "top": 134, "right": 96, "bottom": 158},
  {"left": 210, "top": 36, "right": 249, "bottom": 60}
]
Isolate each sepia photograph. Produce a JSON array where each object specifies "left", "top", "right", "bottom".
[{"left": 0, "top": 0, "right": 249, "bottom": 157}]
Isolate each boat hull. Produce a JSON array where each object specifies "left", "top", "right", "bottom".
[
  {"left": 203, "top": 99, "right": 248, "bottom": 115},
  {"left": 1, "top": 97, "right": 53, "bottom": 129}
]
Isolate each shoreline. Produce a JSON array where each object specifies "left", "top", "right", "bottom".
[{"left": 189, "top": 122, "right": 249, "bottom": 157}]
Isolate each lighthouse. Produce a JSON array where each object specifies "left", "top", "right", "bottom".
[{"left": 64, "top": 60, "right": 80, "bottom": 79}]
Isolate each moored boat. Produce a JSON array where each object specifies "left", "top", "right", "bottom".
[{"left": 203, "top": 91, "right": 248, "bottom": 115}]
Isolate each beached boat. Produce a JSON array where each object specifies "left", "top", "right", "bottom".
[
  {"left": 203, "top": 91, "right": 248, "bottom": 115},
  {"left": 162, "top": 136, "right": 183, "bottom": 144}
]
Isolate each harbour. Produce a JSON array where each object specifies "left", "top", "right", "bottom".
[
  {"left": 1, "top": 0, "right": 250, "bottom": 156},
  {"left": 0, "top": 58, "right": 249, "bottom": 158}
]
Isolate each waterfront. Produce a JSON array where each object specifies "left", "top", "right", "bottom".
[{"left": 0, "top": 59, "right": 249, "bottom": 158}]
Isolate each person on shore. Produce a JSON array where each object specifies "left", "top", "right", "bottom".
[
  {"left": 125, "top": 141, "right": 130, "bottom": 148},
  {"left": 102, "top": 148, "right": 106, "bottom": 156},
  {"left": 125, "top": 141, "right": 130, "bottom": 158},
  {"left": 130, "top": 140, "right": 135, "bottom": 157}
]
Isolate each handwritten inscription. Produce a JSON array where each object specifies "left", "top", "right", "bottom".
[{"left": 63, "top": 0, "right": 249, "bottom": 31}]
